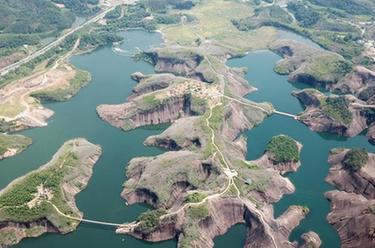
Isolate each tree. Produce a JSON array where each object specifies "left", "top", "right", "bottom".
[{"left": 343, "top": 148, "right": 369, "bottom": 171}]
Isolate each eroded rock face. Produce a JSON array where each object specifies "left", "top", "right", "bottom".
[
  {"left": 117, "top": 197, "right": 311, "bottom": 248},
  {"left": 294, "top": 89, "right": 368, "bottom": 137},
  {"left": 129, "top": 73, "right": 183, "bottom": 100},
  {"left": 333, "top": 66, "right": 375, "bottom": 101},
  {"left": 326, "top": 149, "right": 375, "bottom": 248},
  {"left": 0, "top": 139, "right": 102, "bottom": 247},
  {"left": 271, "top": 39, "right": 350, "bottom": 88},
  {"left": 145, "top": 46, "right": 205, "bottom": 81},
  {"left": 97, "top": 94, "right": 195, "bottom": 131},
  {"left": 254, "top": 153, "right": 301, "bottom": 176},
  {"left": 122, "top": 151, "right": 225, "bottom": 209},
  {"left": 102, "top": 40, "right": 318, "bottom": 247},
  {"left": 299, "top": 231, "right": 322, "bottom": 248},
  {"left": 144, "top": 116, "right": 205, "bottom": 151},
  {"left": 326, "top": 191, "right": 375, "bottom": 248},
  {"left": 368, "top": 123, "right": 375, "bottom": 145},
  {"left": 327, "top": 149, "right": 375, "bottom": 198}
]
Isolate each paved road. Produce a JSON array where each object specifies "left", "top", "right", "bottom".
[{"left": 0, "top": 6, "right": 116, "bottom": 76}]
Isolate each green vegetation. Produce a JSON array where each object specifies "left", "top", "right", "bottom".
[
  {"left": 105, "top": 6, "right": 122, "bottom": 20},
  {"left": 0, "top": 0, "right": 74, "bottom": 35},
  {"left": 31, "top": 69, "right": 91, "bottom": 102},
  {"left": 208, "top": 105, "right": 224, "bottom": 131},
  {"left": 232, "top": 5, "right": 293, "bottom": 31},
  {"left": 78, "top": 31, "right": 123, "bottom": 51},
  {"left": 159, "top": 0, "right": 277, "bottom": 51},
  {"left": 266, "top": 135, "right": 300, "bottom": 163},
  {"left": 363, "top": 109, "right": 375, "bottom": 126},
  {"left": 138, "top": 94, "right": 162, "bottom": 110},
  {"left": 301, "top": 206, "right": 310, "bottom": 215},
  {"left": 358, "top": 86, "right": 375, "bottom": 102},
  {"left": 246, "top": 177, "right": 269, "bottom": 192},
  {"left": 308, "top": 0, "right": 373, "bottom": 15},
  {"left": 191, "top": 96, "right": 207, "bottom": 115},
  {"left": 187, "top": 205, "right": 209, "bottom": 220},
  {"left": 236, "top": 160, "right": 260, "bottom": 170},
  {"left": 368, "top": 204, "right": 375, "bottom": 215},
  {"left": 0, "top": 134, "right": 32, "bottom": 157},
  {"left": 0, "top": 138, "right": 100, "bottom": 240},
  {"left": 140, "top": 0, "right": 197, "bottom": 12},
  {"left": 343, "top": 148, "right": 369, "bottom": 171},
  {"left": 184, "top": 192, "right": 207, "bottom": 203},
  {"left": 0, "top": 119, "right": 18, "bottom": 133},
  {"left": 0, "top": 0, "right": 101, "bottom": 58},
  {"left": 0, "top": 34, "right": 78, "bottom": 87},
  {"left": 51, "top": 0, "right": 100, "bottom": 16},
  {"left": 287, "top": 2, "right": 320, "bottom": 27},
  {"left": 179, "top": 203, "right": 209, "bottom": 248},
  {"left": 306, "top": 55, "right": 353, "bottom": 83},
  {"left": 103, "top": 2, "right": 196, "bottom": 33},
  {"left": 231, "top": 0, "right": 367, "bottom": 60},
  {"left": 224, "top": 183, "right": 240, "bottom": 197},
  {"left": 135, "top": 209, "right": 167, "bottom": 233},
  {"left": 200, "top": 104, "right": 225, "bottom": 158},
  {"left": 0, "top": 151, "right": 79, "bottom": 221},
  {"left": 321, "top": 96, "right": 352, "bottom": 124}
]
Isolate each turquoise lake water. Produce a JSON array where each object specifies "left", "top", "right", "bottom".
[
  {"left": 0, "top": 30, "right": 373, "bottom": 248},
  {"left": 228, "top": 48, "right": 374, "bottom": 247}
]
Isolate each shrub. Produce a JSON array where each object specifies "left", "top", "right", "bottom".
[
  {"left": 187, "top": 205, "right": 209, "bottom": 220},
  {"left": 321, "top": 96, "right": 352, "bottom": 125},
  {"left": 136, "top": 209, "right": 167, "bottom": 233},
  {"left": 343, "top": 148, "right": 369, "bottom": 171},
  {"left": 287, "top": 2, "right": 319, "bottom": 27},
  {"left": 266, "top": 135, "right": 299, "bottom": 163},
  {"left": 185, "top": 192, "right": 206, "bottom": 203}
]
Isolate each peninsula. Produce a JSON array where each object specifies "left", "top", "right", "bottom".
[{"left": 0, "top": 139, "right": 101, "bottom": 247}]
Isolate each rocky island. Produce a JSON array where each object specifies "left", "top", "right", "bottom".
[
  {"left": 0, "top": 138, "right": 101, "bottom": 247},
  {"left": 257, "top": 135, "right": 302, "bottom": 175},
  {"left": 326, "top": 148, "right": 375, "bottom": 248}
]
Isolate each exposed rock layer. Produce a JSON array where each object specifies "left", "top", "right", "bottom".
[
  {"left": 326, "top": 149, "right": 375, "bottom": 248},
  {"left": 294, "top": 89, "right": 368, "bottom": 138}
]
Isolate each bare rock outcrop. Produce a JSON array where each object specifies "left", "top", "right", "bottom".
[
  {"left": 97, "top": 94, "right": 195, "bottom": 131},
  {"left": 333, "top": 66, "right": 375, "bottom": 104},
  {"left": 294, "top": 89, "right": 368, "bottom": 137},
  {"left": 368, "top": 123, "right": 375, "bottom": 145},
  {"left": 299, "top": 231, "right": 322, "bottom": 248},
  {"left": 129, "top": 73, "right": 184, "bottom": 100},
  {"left": 325, "top": 191, "right": 375, "bottom": 248},
  {"left": 103, "top": 36, "right": 315, "bottom": 248},
  {"left": 144, "top": 116, "right": 205, "bottom": 151},
  {"left": 326, "top": 149, "right": 375, "bottom": 198},
  {"left": 117, "top": 197, "right": 311, "bottom": 248},
  {"left": 325, "top": 149, "right": 375, "bottom": 248},
  {"left": 144, "top": 46, "right": 207, "bottom": 81},
  {"left": 271, "top": 39, "right": 351, "bottom": 88},
  {"left": 122, "top": 151, "right": 225, "bottom": 209},
  {"left": 252, "top": 137, "right": 302, "bottom": 175}
]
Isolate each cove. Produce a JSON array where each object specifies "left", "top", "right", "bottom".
[
  {"left": 0, "top": 30, "right": 176, "bottom": 248},
  {"left": 2, "top": 29, "right": 373, "bottom": 248},
  {"left": 227, "top": 48, "right": 375, "bottom": 247}
]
